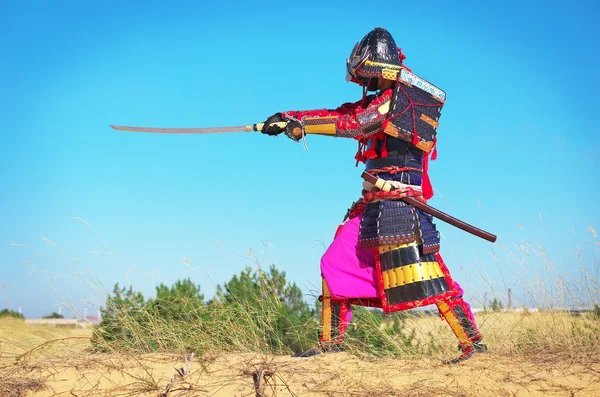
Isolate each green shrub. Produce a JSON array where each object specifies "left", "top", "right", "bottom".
[
  {"left": 0, "top": 309, "right": 24, "bottom": 319},
  {"left": 489, "top": 298, "right": 504, "bottom": 312},
  {"left": 93, "top": 265, "right": 319, "bottom": 355},
  {"left": 42, "top": 312, "right": 64, "bottom": 319},
  {"left": 92, "top": 265, "right": 423, "bottom": 357}
]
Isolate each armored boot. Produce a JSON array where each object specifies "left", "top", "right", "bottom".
[
  {"left": 437, "top": 296, "right": 487, "bottom": 364},
  {"left": 442, "top": 335, "right": 488, "bottom": 364}
]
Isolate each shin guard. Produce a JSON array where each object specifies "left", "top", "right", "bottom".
[
  {"left": 436, "top": 296, "right": 482, "bottom": 347},
  {"left": 320, "top": 279, "right": 351, "bottom": 345}
]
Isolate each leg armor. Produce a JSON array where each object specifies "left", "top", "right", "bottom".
[
  {"left": 293, "top": 201, "right": 371, "bottom": 358},
  {"left": 437, "top": 297, "right": 481, "bottom": 344},
  {"left": 320, "top": 278, "right": 351, "bottom": 345},
  {"left": 294, "top": 279, "right": 351, "bottom": 358},
  {"left": 436, "top": 280, "right": 487, "bottom": 363},
  {"left": 358, "top": 199, "right": 486, "bottom": 362}
]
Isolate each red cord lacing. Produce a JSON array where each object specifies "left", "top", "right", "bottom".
[
  {"left": 362, "top": 187, "right": 425, "bottom": 203},
  {"left": 364, "top": 166, "right": 420, "bottom": 174}
]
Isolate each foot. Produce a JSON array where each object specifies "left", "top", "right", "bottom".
[
  {"left": 292, "top": 344, "right": 344, "bottom": 358},
  {"left": 473, "top": 342, "right": 488, "bottom": 353},
  {"left": 442, "top": 342, "right": 488, "bottom": 365}
]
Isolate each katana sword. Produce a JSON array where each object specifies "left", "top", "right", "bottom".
[
  {"left": 361, "top": 171, "right": 497, "bottom": 243},
  {"left": 110, "top": 122, "right": 291, "bottom": 135}
]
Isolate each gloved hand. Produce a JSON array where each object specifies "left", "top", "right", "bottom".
[{"left": 261, "top": 113, "right": 286, "bottom": 136}]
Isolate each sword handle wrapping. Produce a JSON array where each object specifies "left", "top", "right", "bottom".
[
  {"left": 252, "top": 121, "right": 288, "bottom": 132},
  {"left": 252, "top": 121, "right": 303, "bottom": 138}
]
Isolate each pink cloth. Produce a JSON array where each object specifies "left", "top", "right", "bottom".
[{"left": 320, "top": 213, "right": 379, "bottom": 299}]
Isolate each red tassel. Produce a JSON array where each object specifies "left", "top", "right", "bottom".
[
  {"left": 397, "top": 47, "right": 406, "bottom": 63},
  {"left": 363, "top": 144, "right": 378, "bottom": 159},
  {"left": 397, "top": 48, "right": 412, "bottom": 71},
  {"left": 422, "top": 152, "right": 433, "bottom": 200},
  {"left": 411, "top": 107, "right": 419, "bottom": 146},
  {"left": 354, "top": 139, "right": 367, "bottom": 166},
  {"left": 380, "top": 136, "right": 388, "bottom": 158},
  {"left": 431, "top": 136, "right": 438, "bottom": 161},
  {"left": 354, "top": 133, "right": 390, "bottom": 164},
  {"left": 380, "top": 122, "right": 389, "bottom": 159}
]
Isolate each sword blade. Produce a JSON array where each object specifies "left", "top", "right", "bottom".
[{"left": 110, "top": 124, "right": 253, "bottom": 134}]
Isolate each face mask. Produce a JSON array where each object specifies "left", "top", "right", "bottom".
[{"left": 363, "top": 78, "right": 379, "bottom": 92}]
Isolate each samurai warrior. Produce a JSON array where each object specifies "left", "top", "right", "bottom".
[{"left": 261, "top": 28, "right": 487, "bottom": 363}]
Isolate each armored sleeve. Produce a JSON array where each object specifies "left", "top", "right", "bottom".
[{"left": 281, "top": 88, "right": 393, "bottom": 139}]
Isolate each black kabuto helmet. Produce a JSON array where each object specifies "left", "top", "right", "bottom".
[{"left": 346, "top": 28, "right": 403, "bottom": 91}]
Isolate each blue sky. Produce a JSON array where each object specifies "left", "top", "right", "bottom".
[{"left": 1, "top": 1, "right": 598, "bottom": 318}]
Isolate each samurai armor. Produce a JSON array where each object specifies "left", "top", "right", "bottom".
[{"left": 376, "top": 244, "right": 459, "bottom": 312}]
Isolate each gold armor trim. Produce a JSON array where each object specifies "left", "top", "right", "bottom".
[
  {"left": 381, "top": 68, "right": 399, "bottom": 80},
  {"left": 383, "top": 122, "right": 400, "bottom": 137},
  {"left": 303, "top": 116, "right": 338, "bottom": 135},
  {"left": 420, "top": 113, "right": 439, "bottom": 129},
  {"left": 321, "top": 279, "right": 332, "bottom": 341},
  {"left": 383, "top": 123, "right": 435, "bottom": 153},
  {"left": 364, "top": 60, "right": 403, "bottom": 70},
  {"left": 437, "top": 301, "right": 470, "bottom": 342},
  {"left": 381, "top": 261, "right": 444, "bottom": 289},
  {"left": 378, "top": 242, "right": 414, "bottom": 253},
  {"left": 416, "top": 141, "right": 435, "bottom": 152}
]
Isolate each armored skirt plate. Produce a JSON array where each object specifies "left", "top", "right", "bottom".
[{"left": 378, "top": 242, "right": 450, "bottom": 306}]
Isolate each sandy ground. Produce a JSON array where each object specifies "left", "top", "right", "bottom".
[{"left": 1, "top": 319, "right": 599, "bottom": 396}]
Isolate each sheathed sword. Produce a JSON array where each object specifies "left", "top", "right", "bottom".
[{"left": 361, "top": 171, "right": 497, "bottom": 243}]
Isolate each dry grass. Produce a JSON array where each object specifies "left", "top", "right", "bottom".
[
  {"left": 1, "top": 313, "right": 599, "bottom": 396},
  {"left": 398, "top": 310, "right": 600, "bottom": 360},
  {"left": 2, "top": 222, "right": 598, "bottom": 395}
]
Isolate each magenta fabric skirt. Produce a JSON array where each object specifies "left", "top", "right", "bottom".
[{"left": 320, "top": 213, "right": 379, "bottom": 300}]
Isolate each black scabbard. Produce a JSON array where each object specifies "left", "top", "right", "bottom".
[{"left": 361, "top": 171, "right": 497, "bottom": 243}]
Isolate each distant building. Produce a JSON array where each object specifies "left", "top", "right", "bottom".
[{"left": 84, "top": 314, "right": 101, "bottom": 325}]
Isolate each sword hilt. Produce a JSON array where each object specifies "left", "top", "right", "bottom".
[
  {"left": 361, "top": 171, "right": 394, "bottom": 192},
  {"left": 251, "top": 121, "right": 303, "bottom": 138},
  {"left": 251, "top": 121, "right": 288, "bottom": 132}
]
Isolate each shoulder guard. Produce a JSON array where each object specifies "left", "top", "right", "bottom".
[{"left": 384, "top": 69, "right": 445, "bottom": 153}]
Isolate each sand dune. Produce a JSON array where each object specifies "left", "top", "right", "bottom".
[{"left": 1, "top": 318, "right": 599, "bottom": 396}]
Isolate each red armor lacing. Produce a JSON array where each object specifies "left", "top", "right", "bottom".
[{"left": 361, "top": 187, "right": 426, "bottom": 203}]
